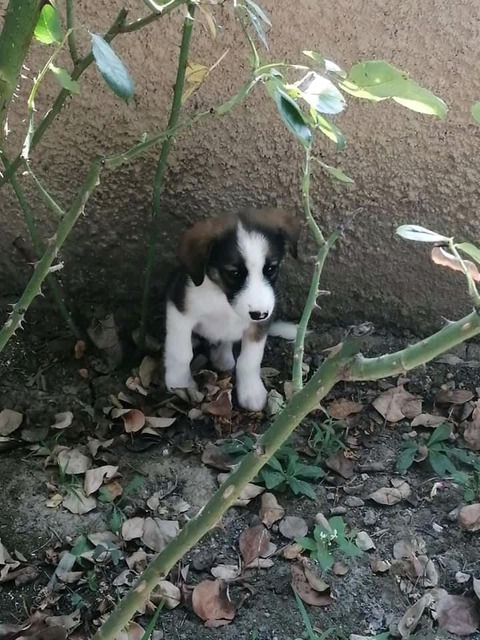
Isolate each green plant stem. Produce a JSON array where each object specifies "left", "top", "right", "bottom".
[
  {"left": 0, "top": 1, "right": 186, "bottom": 190},
  {"left": 448, "top": 240, "right": 480, "bottom": 309},
  {"left": 138, "top": 2, "right": 196, "bottom": 348},
  {"left": 0, "top": 160, "right": 101, "bottom": 353},
  {"left": 2, "top": 155, "right": 81, "bottom": 339},
  {"left": 65, "top": 0, "right": 79, "bottom": 64},
  {"left": 94, "top": 306, "right": 480, "bottom": 638},
  {"left": 0, "top": 0, "right": 42, "bottom": 148}
]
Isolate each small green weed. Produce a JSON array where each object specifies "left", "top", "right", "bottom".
[
  {"left": 397, "top": 423, "right": 480, "bottom": 478},
  {"left": 294, "top": 591, "right": 341, "bottom": 640},
  {"left": 452, "top": 468, "right": 480, "bottom": 503},
  {"left": 98, "top": 474, "right": 146, "bottom": 534},
  {"left": 224, "top": 437, "right": 324, "bottom": 500},
  {"left": 297, "top": 515, "right": 362, "bottom": 571},
  {"left": 308, "top": 417, "right": 346, "bottom": 461}
]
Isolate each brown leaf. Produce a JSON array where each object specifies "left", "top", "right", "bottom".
[
  {"left": 57, "top": 448, "right": 92, "bottom": 475},
  {"left": 144, "top": 416, "right": 176, "bottom": 429},
  {"left": 260, "top": 493, "right": 285, "bottom": 528},
  {"left": 458, "top": 503, "right": 480, "bottom": 532},
  {"left": 123, "top": 409, "right": 146, "bottom": 433},
  {"left": 0, "top": 409, "right": 23, "bottom": 436},
  {"left": 370, "top": 557, "right": 390, "bottom": 573},
  {"left": 84, "top": 465, "right": 118, "bottom": 496},
  {"left": 282, "top": 543, "right": 303, "bottom": 560},
  {"left": 411, "top": 413, "right": 446, "bottom": 428},
  {"left": 332, "top": 562, "right": 349, "bottom": 576},
  {"left": 122, "top": 517, "right": 145, "bottom": 541},
  {"left": 102, "top": 479, "right": 124, "bottom": 501},
  {"left": 62, "top": 490, "right": 97, "bottom": 514},
  {"left": 436, "top": 388, "right": 474, "bottom": 405},
  {"left": 139, "top": 356, "right": 157, "bottom": 388},
  {"left": 201, "top": 443, "right": 235, "bottom": 471},
  {"left": 464, "top": 401, "right": 480, "bottom": 450},
  {"left": 202, "top": 390, "right": 232, "bottom": 417},
  {"left": 150, "top": 580, "right": 181, "bottom": 609},
  {"left": 369, "top": 482, "right": 411, "bottom": 505},
  {"left": 431, "top": 246, "right": 480, "bottom": 282},
  {"left": 211, "top": 564, "right": 241, "bottom": 581},
  {"left": 325, "top": 450, "right": 355, "bottom": 479},
  {"left": 141, "top": 518, "right": 180, "bottom": 552},
  {"left": 327, "top": 399, "right": 362, "bottom": 419},
  {"left": 51, "top": 411, "right": 74, "bottom": 430},
  {"left": 0, "top": 564, "right": 39, "bottom": 586},
  {"left": 290, "top": 563, "right": 333, "bottom": 607},
  {"left": 46, "top": 609, "right": 81, "bottom": 632},
  {"left": 239, "top": 525, "right": 270, "bottom": 566},
  {"left": 279, "top": 516, "right": 308, "bottom": 540},
  {"left": 373, "top": 385, "right": 422, "bottom": 423},
  {"left": 192, "top": 579, "right": 236, "bottom": 626},
  {"left": 398, "top": 593, "right": 433, "bottom": 638},
  {"left": 74, "top": 340, "right": 86, "bottom": 359},
  {"left": 436, "top": 593, "right": 480, "bottom": 636},
  {"left": 217, "top": 473, "right": 264, "bottom": 506}
]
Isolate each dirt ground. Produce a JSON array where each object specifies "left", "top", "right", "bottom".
[{"left": 1, "top": 307, "right": 480, "bottom": 640}]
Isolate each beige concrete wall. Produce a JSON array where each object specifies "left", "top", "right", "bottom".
[{"left": 2, "top": 0, "right": 480, "bottom": 332}]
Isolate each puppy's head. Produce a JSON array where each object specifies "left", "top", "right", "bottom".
[{"left": 178, "top": 208, "right": 300, "bottom": 323}]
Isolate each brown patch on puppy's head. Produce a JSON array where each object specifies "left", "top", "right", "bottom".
[
  {"left": 178, "top": 215, "right": 235, "bottom": 286},
  {"left": 240, "top": 208, "right": 301, "bottom": 258}
]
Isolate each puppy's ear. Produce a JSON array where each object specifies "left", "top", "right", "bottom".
[{"left": 248, "top": 208, "right": 301, "bottom": 258}]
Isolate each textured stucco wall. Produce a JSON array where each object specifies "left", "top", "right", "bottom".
[{"left": 2, "top": 0, "right": 480, "bottom": 333}]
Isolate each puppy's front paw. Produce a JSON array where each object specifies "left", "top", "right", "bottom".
[
  {"left": 236, "top": 377, "right": 267, "bottom": 412},
  {"left": 165, "top": 367, "right": 196, "bottom": 391}
]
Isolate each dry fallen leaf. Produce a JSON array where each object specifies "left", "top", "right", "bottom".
[
  {"left": 260, "top": 493, "right": 285, "bottom": 528},
  {"left": 431, "top": 246, "right": 480, "bottom": 282},
  {"left": 144, "top": 416, "right": 176, "bottom": 429},
  {"left": 411, "top": 413, "right": 446, "bottom": 428},
  {"left": 113, "top": 622, "right": 145, "bottom": 640},
  {"left": 279, "top": 516, "right": 308, "bottom": 540},
  {"left": 355, "top": 531, "right": 375, "bottom": 551},
  {"left": 239, "top": 525, "right": 270, "bottom": 566},
  {"left": 464, "top": 400, "right": 480, "bottom": 450},
  {"left": 282, "top": 543, "right": 303, "bottom": 560},
  {"left": 201, "top": 443, "right": 234, "bottom": 471},
  {"left": 123, "top": 409, "right": 146, "bottom": 433},
  {"left": 150, "top": 580, "right": 181, "bottom": 609},
  {"left": 57, "top": 448, "right": 92, "bottom": 475},
  {"left": 84, "top": 465, "right": 118, "bottom": 496},
  {"left": 51, "top": 411, "right": 74, "bottom": 430},
  {"left": 62, "top": 490, "right": 97, "bottom": 515},
  {"left": 370, "top": 557, "right": 390, "bottom": 573},
  {"left": 202, "top": 390, "right": 233, "bottom": 418},
  {"left": 327, "top": 398, "right": 362, "bottom": 419},
  {"left": 0, "top": 409, "right": 23, "bottom": 436},
  {"left": 122, "top": 517, "right": 146, "bottom": 541},
  {"left": 332, "top": 561, "right": 349, "bottom": 576},
  {"left": 436, "top": 593, "right": 480, "bottom": 636},
  {"left": 373, "top": 385, "right": 421, "bottom": 422},
  {"left": 398, "top": 593, "right": 433, "bottom": 638},
  {"left": 139, "top": 356, "right": 157, "bottom": 388},
  {"left": 217, "top": 473, "right": 264, "bottom": 506},
  {"left": 46, "top": 609, "right": 81, "bottom": 632},
  {"left": 141, "top": 518, "right": 180, "bottom": 552},
  {"left": 211, "top": 564, "right": 241, "bottom": 581},
  {"left": 192, "top": 579, "right": 236, "bottom": 627},
  {"left": 326, "top": 450, "right": 355, "bottom": 479},
  {"left": 458, "top": 503, "right": 480, "bottom": 532},
  {"left": 102, "top": 479, "right": 124, "bottom": 501},
  {"left": 436, "top": 388, "right": 474, "bottom": 405},
  {"left": 369, "top": 481, "right": 411, "bottom": 505},
  {"left": 290, "top": 563, "right": 333, "bottom": 607}
]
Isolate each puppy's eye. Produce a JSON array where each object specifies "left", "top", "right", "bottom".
[
  {"left": 224, "top": 266, "right": 240, "bottom": 278},
  {"left": 264, "top": 263, "right": 278, "bottom": 277}
]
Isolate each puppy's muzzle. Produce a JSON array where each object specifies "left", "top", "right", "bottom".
[{"left": 249, "top": 310, "right": 269, "bottom": 321}]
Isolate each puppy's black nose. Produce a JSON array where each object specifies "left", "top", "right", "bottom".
[{"left": 249, "top": 311, "right": 268, "bottom": 321}]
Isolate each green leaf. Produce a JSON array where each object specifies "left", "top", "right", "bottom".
[
  {"left": 266, "top": 81, "right": 312, "bottom": 147},
  {"left": 429, "top": 450, "right": 456, "bottom": 477},
  {"left": 295, "top": 463, "right": 325, "bottom": 479},
  {"left": 260, "top": 468, "right": 285, "bottom": 489},
  {"left": 328, "top": 516, "right": 345, "bottom": 537},
  {"left": 313, "top": 113, "right": 345, "bottom": 150},
  {"left": 393, "top": 81, "right": 447, "bottom": 118},
  {"left": 472, "top": 102, "right": 480, "bottom": 125},
  {"left": 303, "top": 51, "right": 326, "bottom": 71},
  {"left": 345, "top": 60, "right": 408, "bottom": 99},
  {"left": 245, "top": 0, "right": 271, "bottom": 25},
  {"left": 121, "top": 474, "right": 145, "bottom": 500},
  {"left": 456, "top": 242, "right": 480, "bottom": 265},
  {"left": 245, "top": 7, "right": 268, "bottom": 50},
  {"left": 337, "top": 538, "right": 363, "bottom": 557},
  {"left": 314, "top": 548, "right": 334, "bottom": 572},
  {"left": 266, "top": 455, "right": 284, "bottom": 473},
  {"left": 396, "top": 224, "right": 450, "bottom": 243},
  {"left": 70, "top": 535, "right": 91, "bottom": 557},
  {"left": 295, "top": 71, "right": 346, "bottom": 115},
  {"left": 91, "top": 33, "right": 134, "bottom": 103},
  {"left": 288, "top": 478, "right": 317, "bottom": 500},
  {"left": 314, "top": 159, "right": 354, "bottom": 184},
  {"left": 428, "top": 423, "right": 452, "bottom": 446},
  {"left": 34, "top": 4, "right": 62, "bottom": 44},
  {"left": 49, "top": 64, "right": 80, "bottom": 93},
  {"left": 396, "top": 445, "right": 417, "bottom": 472},
  {"left": 297, "top": 536, "right": 317, "bottom": 552}
]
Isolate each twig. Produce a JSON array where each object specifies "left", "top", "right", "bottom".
[
  {"left": 65, "top": 0, "right": 79, "bottom": 64},
  {"left": 138, "top": 2, "right": 197, "bottom": 348},
  {"left": 0, "top": 160, "right": 102, "bottom": 353}
]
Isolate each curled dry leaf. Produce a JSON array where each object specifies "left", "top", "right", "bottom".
[
  {"left": 113, "top": 622, "right": 145, "bottom": 640},
  {"left": 144, "top": 416, "right": 176, "bottom": 429},
  {"left": 122, "top": 517, "right": 145, "bottom": 541},
  {"left": 51, "top": 411, "right": 74, "bottom": 430},
  {"left": 239, "top": 525, "right": 270, "bottom": 566},
  {"left": 436, "top": 388, "right": 474, "bottom": 405},
  {"left": 113, "top": 569, "right": 136, "bottom": 587},
  {"left": 290, "top": 563, "right": 333, "bottom": 607},
  {"left": 126, "top": 548, "right": 148, "bottom": 572},
  {"left": 201, "top": 443, "right": 235, "bottom": 471},
  {"left": 84, "top": 465, "right": 118, "bottom": 496},
  {"left": 192, "top": 579, "right": 236, "bottom": 627},
  {"left": 282, "top": 542, "right": 303, "bottom": 560},
  {"left": 260, "top": 493, "right": 285, "bottom": 528},
  {"left": 436, "top": 593, "right": 480, "bottom": 636},
  {"left": 398, "top": 592, "right": 433, "bottom": 639},
  {"left": 139, "top": 355, "right": 157, "bottom": 388},
  {"left": 373, "top": 385, "right": 422, "bottom": 422},
  {"left": 217, "top": 473, "right": 264, "bottom": 506},
  {"left": 458, "top": 503, "right": 480, "bottom": 532},
  {"left": 62, "top": 490, "right": 97, "bottom": 514},
  {"left": 141, "top": 518, "right": 180, "bottom": 552},
  {"left": 326, "top": 450, "right": 355, "bottom": 479},
  {"left": 0, "top": 409, "right": 23, "bottom": 436},
  {"left": 123, "top": 409, "right": 146, "bottom": 433},
  {"left": 211, "top": 564, "right": 241, "bottom": 581},
  {"left": 370, "top": 557, "right": 390, "bottom": 573},
  {"left": 150, "top": 580, "right": 181, "bottom": 609},
  {"left": 279, "top": 516, "right": 308, "bottom": 540},
  {"left": 327, "top": 398, "right": 362, "bottom": 419},
  {"left": 464, "top": 400, "right": 480, "bottom": 450},
  {"left": 266, "top": 389, "right": 285, "bottom": 416},
  {"left": 202, "top": 389, "right": 233, "bottom": 417},
  {"left": 46, "top": 609, "right": 81, "bottom": 632},
  {"left": 411, "top": 413, "right": 446, "bottom": 428},
  {"left": 102, "top": 479, "right": 124, "bottom": 501},
  {"left": 87, "top": 437, "right": 114, "bottom": 458},
  {"left": 369, "top": 481, "right": 411, "bottom": 505},
  {"left": 126, "top": 376, "right": 148, "bottom": 396},
  {"left": 431, "top": 246, "right": 480, "bottom": 281},
  {"left": 57, "top": 448, "right": 92, "bottom": 475}
]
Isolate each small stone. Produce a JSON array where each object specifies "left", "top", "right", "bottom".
[
  {"left": 326, "top": 492, "right": 336, "bottom": 502},
  {"left": 333, "top": 561, "right": 349, "bottom": 576},
  {"left": 432, "top": 522, "right": 443, "bottom": 533},
  {"left": 355, "top": 531, "right": 375, "bottom": 551},
  {"left": 455, "top": 571, "right": 471, "bottom": 584},
  {"left": 329, "top": 506, "right": 348, "bottom": 516},
  {"left": 345, "top": 496, "right": 365, "bottom": 508},
  {"left": 447, "top": 507, "right": 460, "bottom": 522},
  {"left": 363, "top": 510, "right": 377, "bottom": 527}
]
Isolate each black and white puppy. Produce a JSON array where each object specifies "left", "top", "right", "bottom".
[{"left": 164, "top": 208, "right": 300, "bottom": 411}]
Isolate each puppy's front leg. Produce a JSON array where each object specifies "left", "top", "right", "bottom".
[
  {"left": 236, "top": 327, "right": 268, "bottom": 411},
  {"left": 164, "top": 302, "right": 196, "bottom": 390}
]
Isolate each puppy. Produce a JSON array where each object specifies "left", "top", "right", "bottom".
[{"left": 164, "top": 208, "right": 300, "bottom": 411}]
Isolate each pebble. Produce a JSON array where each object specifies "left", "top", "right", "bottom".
[
  {"left": 326, "top": 492, "right": 336, "bottom": 502},
  {"left": 330, "top": 506, "right": 348, "bottom": 515},
  {"left": 345, "top": 496, "right": 365, "bottom": 508},
  {"left": 447, "top": 507, "right": 460, "bottom": 522},
  {"left": 356, "top": 531, "right": 376, "bottom": 551},
  {"left": 363, "top": 510, "right": 378, "bottom": 526}
]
